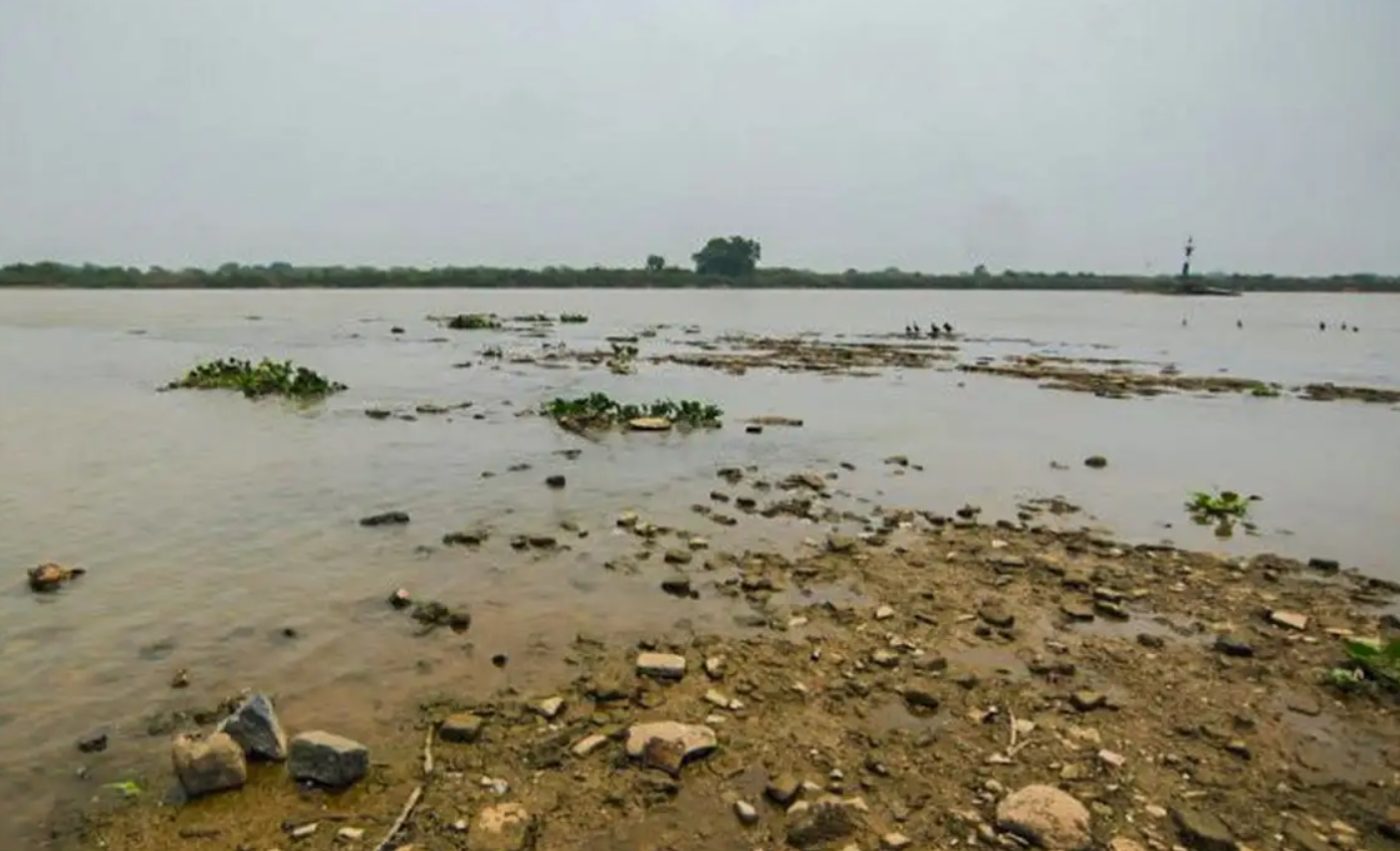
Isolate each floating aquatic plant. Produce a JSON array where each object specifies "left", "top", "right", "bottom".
[
  {"left": 1186, "top": 490, "right": 1252, "bottom": 520},
  {"left": 1185, "top": 489, "right": 1257, "bottom": 538},
  {"left": 445, "top": 313, "right": 501, "bottom": 330},
  {"left": 544, "top": 393, "right": 722, "bottom": 432},
  {"left": 166, "top": 358, "right": 345, "bottom": 400}
]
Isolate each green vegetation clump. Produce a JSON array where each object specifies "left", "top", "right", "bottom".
[
  {"left": 1186, "top": 489, "right": 1257, "bottom": 538},
  {"left": 446, "top": 313, "right": 501, "bottom": 330},
  {"left": 1328, "top": 638, "right": 1400, "bottom": 692},
  {"left": 544, "top": 392, "right": 722, "bottom": 432},
  {"left": 559, "top": 313, "right": 589, "bottom": 323},
  {"left": 1249, "top": 383, "right": 1281, "bottom": 397},
  {"left": 1186, "top": 490, "right": 1251, "bottom": 520},
  {"left": 166, "top": 358, "right": 346, "bottom": 399}
]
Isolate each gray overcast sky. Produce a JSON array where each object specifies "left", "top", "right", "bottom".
[{"left": 1, "top": 1, "right": 1397, "bottom": 274}]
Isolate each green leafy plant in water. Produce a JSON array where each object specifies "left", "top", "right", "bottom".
[
  {"left": 1185, "top": 489, "right": 1256, "bottom": 538},
  {"left": 1249, "top": 383, "right": 1281, "bottom": 398},
  {"left": 103, "top": 779, "right": 143, "bottom": 798},
  {"left": 166, "top": 358, "right": 346, "bottom": 400},
  {"left": 544, "top": 393, "right": 722, "bottom": 431},
  {"left": 1186, "top": 490, "right": 1252, "bottom": 519},
  {"left": 559, "top": 313, "right": 589, "bottom": 323},
  {"left": 445, "top": 313, "right": 501, "bottom": 330},
  {"left": 1340, "top": 638, "right": 1400, "bottom": 690}
]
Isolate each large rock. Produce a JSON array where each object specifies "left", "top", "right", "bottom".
[
  {"left": 172, "top": 732, "right": 247, "bottom": 797},
  {"left": 217, "top": 693, "right": 287, "bottom": 760},
  {"left": 786, "top": 799, "right": 861, "bottom": 849},
  {"left": 288, "top": 731, "right": 369, "bottom": 787},
  {"left": 995, "top": 784, "right": 1091, "bottom": 850},
  {"left": 1170, "top": 806, "right": 1236, "bottom": 851},
  {"left": 468, "top": 802, "right": 533, "bottom": 851},
  {"left": 625, "top": 721, "right": 716, "bottom": 775}
]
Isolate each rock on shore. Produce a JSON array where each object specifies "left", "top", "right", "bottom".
[
  {"left": 469, "top": 802, "right": 534, "bottom": 851},
  {"left": 624, "top": 721, "right": 716, "bottom": 775},
  {"left": 995, "top": 784, "right": 1091, "bottom": 850},
  {"left": 172, "top": 732, "right": 247, "bottom": 797},
  {"left": 636, "top": 652, "right": 687, "bottom": 679},
  {"left": 287, "top": 731, "right": 369, "bottom": 787},
  {"left": 217, "top": 693, "right": 288, "bottom": 760}
]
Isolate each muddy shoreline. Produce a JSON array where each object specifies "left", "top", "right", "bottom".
[{"left": 71, "top": 468, "right": 1400, "bottom": 851}]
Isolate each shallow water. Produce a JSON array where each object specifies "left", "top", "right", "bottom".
[{"left": 1, "top": 288, "right": 1396, "bottom": 844}]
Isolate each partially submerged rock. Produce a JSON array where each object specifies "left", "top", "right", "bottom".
[
  {"left": 359, "top": 510, "right": 410, "bottom": 527},
  {"left": 172, "top": 732, "right": 247, "bottom": 797},
  {"left": 411, "top": 601, "right": 472, "bottom": 632},
  {"left": 27, "top": 562, "right": 85, "bottom": 593},
  {"left": 217, "top": 693, "right": 288, "bottom": 760},
  {"left": 442, "top": 529, "right": 488, "bottom": 546},
  {"left": 628, "top": 417, "right": 672, "bottom": 431},
  {"left": 748, "top": 415, "right": 804, "bottom": 427},
  {"left": 995, "top": 784, "right": 1091, "bottom": 850},
  {"left": 288, "top": 731, "right": 369, "bottom": 787}
]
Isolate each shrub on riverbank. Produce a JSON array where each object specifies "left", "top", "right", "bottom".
[{"left": 166, "top": 358, "right": 346, "bottom": 399}]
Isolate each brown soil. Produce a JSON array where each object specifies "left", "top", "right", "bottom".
[{"left": 74, "top": 469, "right": 1400, "bottom": 851}]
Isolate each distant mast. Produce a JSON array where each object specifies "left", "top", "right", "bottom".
[{"left": 1180, "top": 236, "right": 1195, "bottom": 280}]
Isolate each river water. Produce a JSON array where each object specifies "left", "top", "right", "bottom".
[{"left": 1, "top": 288, "right": 1396, "bottom": 844}]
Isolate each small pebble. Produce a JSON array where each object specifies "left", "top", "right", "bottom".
[{"left": 734, "top": 800, "right": 759, "bottom": 825}]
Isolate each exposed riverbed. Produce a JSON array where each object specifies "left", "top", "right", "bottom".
[{"left": 1, "top": 289, "right": 1396, "bottom": 847}]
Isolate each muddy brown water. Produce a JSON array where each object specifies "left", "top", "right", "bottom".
[{"left": 1, "top": 288, "right": 1397, "bottom": 845}]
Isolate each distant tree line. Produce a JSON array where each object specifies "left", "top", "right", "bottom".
[
  {"left": 1, "top": 235, "right": 1396, "bottom": 291},
  {"left": 3, "top": 262, "right": 1397, "bottom": 291}
]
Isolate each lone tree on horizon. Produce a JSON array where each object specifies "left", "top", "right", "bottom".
[
  {"left": 645, "top": 254, "right": 666, "bottom": 272},
  {"left": 692, "top": 236, "right": 761, "bottom": 277}
]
